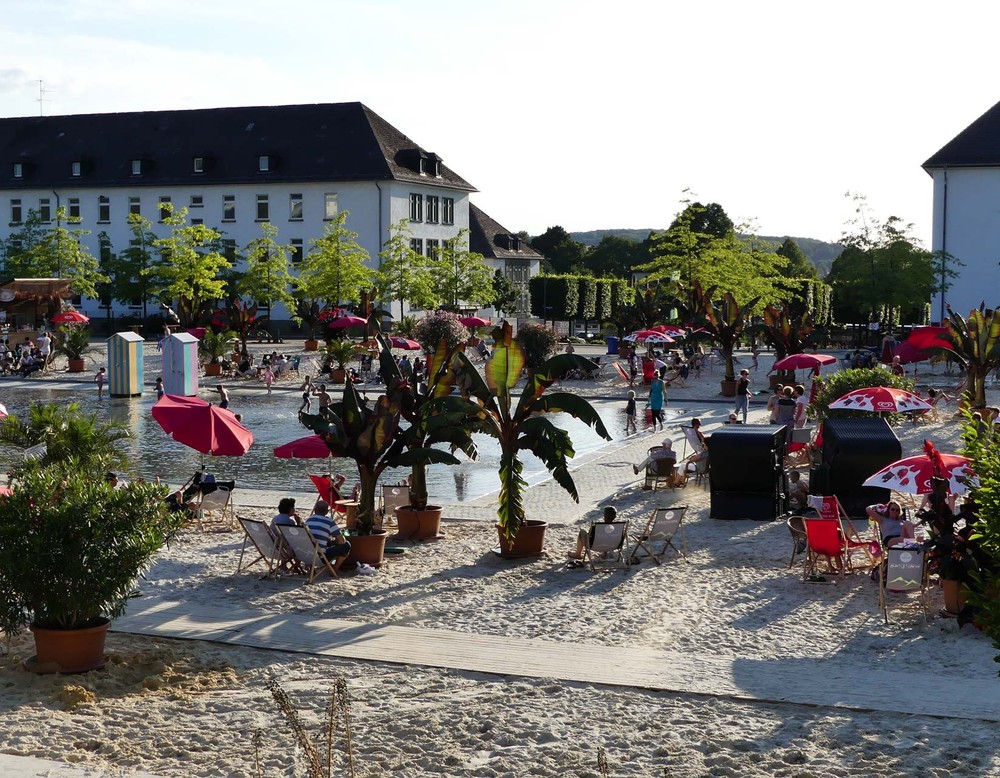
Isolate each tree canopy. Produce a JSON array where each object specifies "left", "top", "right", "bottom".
[
  {"left": 236, "top": 222, "right": 297, "bottom": 314},
  {"left": 776, "top": 237, "right": 818, "bottom": 279},
  {"left": 374, "top": 219, "right": 435, "bottom": 319},
  {"left": 297, "top": 210, "right": 372, "bottom": 308},
  {"left": 529, "top": 226, "right": 587, "bottom": 274},
  {"left": 429, "top": 228, "right": 494, "bottom": 310}
]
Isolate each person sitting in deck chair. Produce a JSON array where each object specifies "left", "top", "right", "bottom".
[
  {"left": 632, "top": 437, "right": 677, "bottom": 475},
  {"left": 304, "top": 499, "right": 352, "bottom": 573},
  {"left": 567, "top": 505, "right": 618, "bottom": 561}
]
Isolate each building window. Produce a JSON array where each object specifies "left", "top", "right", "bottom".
[
  {"left": 71, "top": 161, "right": 81, "bottom": 177},
  {"left": 258, "top": 155, "right": 270, "bottom": 172},
  {"left": 129, "top": 296, "right": 142, "bottom": 307},
  {"left": 158, "top": 196, "right": 171, "bottom": 222},
  {"left": 289, "top": 193, "right": 303, "bottom": 221},
  {"left": 223, "top": 195, "right": 235, "bottom": 222},
  {"left": 12, "top": 163, "right": 22, "bottom": 179},
  {"left": 410, "top": 238, "right": 423, "bottom": 255},
  {"left": 131, "top": 159, "right": 142, "bottom": 176},
  {"left": 256, "top": 194, "right": 269, "bottom": 221},
  {"left": 68, "top": 197, "right": 80, "bottom": 220},
  {"left": 190, "top": 195, "right": 203, "bottom": 208},
  {"left": 191, "top": 218, "right": 203, "bottom": 226},
  {"left": 10, "top": 199, "right": 21, "bottom": 225},
  {"left": 425, "top": 238, "right": 440, "bottom": 258},
  {"left": 409, "top": 193, "right": 423, "bottom": 222},
  {"left": 442, "top": 197, "right": 454, "bottom": 225},
  {"left": 98, "top": 195, "right": 110, "bottom": 223},
  {"left": 426, "top": 196, "right": 439, "bottom": 224},
  {"left": 324, "top": 193, "right": 338, "bottom": 220},
  {"left": 129, "top": 196, "right": 141, "bottom": 216},
  {"left": 291, "top": 238, "right": 304, "bottom": 264},
  {"left": 193, "top": 157, "right": 204, "bottom": 173},
  {"left": 39, "top": 198, "right": 51, "bottom": 223},
  {"left": 222, "top": 239, "right": 237, "bottom": 262}
]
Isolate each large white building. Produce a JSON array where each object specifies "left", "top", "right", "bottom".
[
  {"left": 924, "top": 98, "right": 1000, "bottom": 321},
  {"left": 0, "top": 102, "right": 537, "bottom": 330}
]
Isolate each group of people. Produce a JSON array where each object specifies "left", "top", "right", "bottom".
[
  {"left": 270, "top": 497, "right": 352, "bottom": 574},
  {"left": 0, "top": 332, "right": 52, "bottom": 377}
]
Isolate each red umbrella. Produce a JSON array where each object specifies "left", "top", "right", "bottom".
[
  {"left": 389, "top": 336, "right": 421, "bottom": 350},
  {"left": 328, "top": 315, "right": 367, "bottom": 329},
  {"left": 771, "top": 353, "right": 837, "bottom": 372},
  {"left": 0, "top": 402, "right": 7, "bottom": 418},
  {"left": 186, "top": 327, "right": 207, "bottom": 340},
  {"left": 828, "top": 387, "right": 932, "bottom": 414},
  {"left": 863, "top": 453, "right": 976, "bottom": 495},
  {"left": 151, "top": 395, "right": 253, "bottom": 457},
  {"left": 893, "top": 340, "right": 934, "bottom": 366},
  {"left": 273, "top": 435, "right": 334, "bottom": 459},
  {"left": 50, "top": 311, "right": 90, "bottom": 325},
  {"left": 459, "top": 316, "right": 491, "bottom": 327},
  {"left": 905, "top": 325, "right": 952, "bottom": 352},
  {"left": 623, "top": 330, "right": 675, "bottom": 344},
  {"left": 649, "top": 324, "right": 687, "bottom": 337}
]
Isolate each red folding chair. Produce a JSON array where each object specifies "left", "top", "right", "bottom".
[
  {"left": 308, "top": 474, "right": 347, "bottom": 512},
  {"left": 805, "top": 495, "right": 877, "bottom": 573}
]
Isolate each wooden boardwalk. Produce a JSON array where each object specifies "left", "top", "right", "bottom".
[{"left": 111, "top": 598, "right": 1000, "bottom": 722}]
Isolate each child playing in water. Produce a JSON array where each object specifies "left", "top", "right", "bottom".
[
  {"left": 95, "top": 367, "right": 106, "bottom": 398},
  {"left": 624, "top": 389, "right": 637, "bottom": 435},
  {"left": 264, "top": 366, "right": 274, "bottom": 395}
]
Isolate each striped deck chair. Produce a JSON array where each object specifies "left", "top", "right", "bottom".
[
  {"left": 611, "top": 361, "right": 631, "bottom": 385},
  {"left": 193, "top": 486, "right": 235, "bottom": 530},
  {"left": 379, "top": 483, "right": 410, "bottom": 528},
  {"left": 275, "top": 524, "right": 338, "bottom": 584}
]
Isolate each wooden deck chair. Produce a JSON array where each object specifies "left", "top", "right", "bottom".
[
  {"left": 631, "top": 506, "right": 687, "bottom": 564},
  {"left": 644, "top": 448, "right": 677, "bottom": 491},
  {"left": 275, "top": 524, "right": 338, "bottom": 584},
  {"left": 309, "top": 474, "right": 347, "bottom": 510},
  {"left": 379, "top": 483, "right": 409, "bottom": 528},
  {"left": 801, "top": 517, "right": 849, "bottom": 581},
  {"left": 880, "top": 544, "right": 929, "bottom": 624},
  {"left": 583, "top": 520, "right": 629, "bottom": 572},
  {"left": 805, "top": 495, "right": 875, "bottom": 571},
  {"left": 235, "top": 517, "right": 281, "bottom": 577},
  {"left": 193, "top": 486, "right": 235, "bottom": 530},
  {"left": 611, "top": 361, "right": 631, "bottom": 385}
]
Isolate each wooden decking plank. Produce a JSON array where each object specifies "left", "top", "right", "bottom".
[{"left": 111, "top": 598, "right": 1000, "bottom": 722}]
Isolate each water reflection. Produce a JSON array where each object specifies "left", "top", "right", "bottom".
[{"left": 0, "top": 385, "right": 653, "bottom": 502}]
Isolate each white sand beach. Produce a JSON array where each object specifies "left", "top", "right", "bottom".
[{"left": 1, "top": 346, "right": 998, "bottom": 777}]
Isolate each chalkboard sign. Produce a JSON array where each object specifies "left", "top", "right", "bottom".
[{"left": 885, "top": 547, "right": 925, "bottom": 591}]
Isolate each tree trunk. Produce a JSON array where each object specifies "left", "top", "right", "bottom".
[{"left": 357, "top": 467, "right": 378, "bottom": 533}]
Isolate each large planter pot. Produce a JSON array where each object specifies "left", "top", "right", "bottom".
[
  {"left": 330, "top": 368, "right": 347, "bottom": 384},
  {"left": 67, "top": 358, "right": 86, "bottom": 373},
  {"left": 204, "top": 362, "right": 222, "bottom": 377},
  {"left": 941, "top": 578, "right": 967, "bottom": 615},
  {"left": 304, "top": 339, "right": 320, "bottom": 352},
  {"left": 496, "top": 519, "right": 548, "bottom": 559},
  {"left": 345, "top": 529, "right": 388, "bottom": 568},
  {"left": 28, "top": 619, "right": 110, "bottom": 674},
  {"left": 720, "top": 379, "right": 737, "bottom": 397},
  {"left": 395, "top": 505, "right": 444, "bottom": 540}
]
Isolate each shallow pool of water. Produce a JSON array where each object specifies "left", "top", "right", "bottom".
[{"left": 0, "top": 384, "right": 683, "bottom": 502}]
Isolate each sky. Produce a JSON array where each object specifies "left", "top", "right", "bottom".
[{"left": 1, "top": 0, "right": 997, "bottom": 246}]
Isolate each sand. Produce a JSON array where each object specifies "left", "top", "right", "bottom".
[{"left": 1, "top": 346, "right": 998, "bottom": 777}]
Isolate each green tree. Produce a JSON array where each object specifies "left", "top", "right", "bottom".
[
  {"left": 429, "top": 228, "right": 494, "bottom": 311},
  {"left": 2, "top": 207, "right": 106, "bottom": 298},
  {"left": 530, "top": 226, "right": 587, "bottom": 274},
  {"left": 374, "top": 219, "right": 435, "bottom": 319},
  {"left": 237, "top": 222, "right": 297, "bottom": 315},
  {"left": 116, "top": 214, "right": 158, "bottom": 317},
  {"left": 297, "top": 210, "right": 372, "bottom": 308},
  {"left": 148, "top": 205, "right": 231, "bottom": 327},
  {"left": 776, "top": 237, "right": 818, "bottom": 279},
  {"left": 582, "top": 235, "right": 645, "bottom": 278},
  {"left": 492, "top": 269, "right": 519, "bottom": 318}
]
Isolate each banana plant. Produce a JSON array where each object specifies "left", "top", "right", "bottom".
[
  {"left": 757, "top": 303, "right": 814, "bottom": 361},
  {"left": 434, "top": 321, "right": 611, "bottom": 541},
  {"left": 940, "top": 304, "right": 1000, "bottom": 409},
  {"left": 690, "top": 282, "right": 761, "bottom": 382}
]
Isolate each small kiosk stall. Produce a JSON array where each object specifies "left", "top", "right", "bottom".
[
  {"left": 162, "top": 332, "right": 199, "bottom": 397},
  {"left": 108, "top": 331, "right": 145, "bottom": 397},
  {"left": 0, "top": 278, "right": 76, "bottom": 344}
]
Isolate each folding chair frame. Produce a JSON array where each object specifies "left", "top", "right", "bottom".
[
  {"left": 644, "top": 448, "right": 677, "bottom": 491},
  {"left": 276, "top": 524, "right": 339, "bottom": 584},
  {"left": 631, "top": 506, "right": 687, "bottom": 564},
  {"left": 235, "top": 516, "right": 281, "bottom": 577},
  {"left": 194, "top": 486, "right": 236, "bottom": 530},
  {"left": 379, "top": 483, "right": 409, "bottom": 528},
  {"left": 582, "top": 521, "right": 630, "bottom": 573},
  {"left": 879, "top": 545, "right": 930, "bottom": 624}
]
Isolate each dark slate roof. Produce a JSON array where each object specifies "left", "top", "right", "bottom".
[
  {"left": 923, "top": 99, "right": 1000, "bottom": 168},
  {"left": 0, "top": 102, "right": 476, "bottom": 190},
  {"left": 469, "top": 203, "right": 542, "bottom": 261}
]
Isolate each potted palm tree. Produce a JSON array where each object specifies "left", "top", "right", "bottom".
[
  {"left": 324, "top": 338, "right": 357, "bottom": 384},
  {"left": 439, "top": 321, "right": 612, "bottom": 557},
  {"left": 690, "top": 282, "right": 760, "bottom": 397},
  {"left": 295, "top": 297, "right": 324, "bottom": 351},
  {"left": 53, "top": 325, "right": 97, "bottom": 372},
  {"left": 0, "top": 402, "right": 185, "bottom": 673},
  {"left": 199, "top": 329, "right": 234, "bottom": 377}
]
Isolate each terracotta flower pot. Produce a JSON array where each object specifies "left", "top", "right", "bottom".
[
  {"left": 496, "top": 519, "right": 548, "bottom": 559},
  {"left": 330, "top": 368, "right": 346, "bottom": 384},
  {"left": 29, "top": 619, "right": 110, "bottom": 674},
  {"left": 67, "top": 358, "right": 86, "bottom": 373},
  {"left": 720, "top": 379, "right": 737, "bottom": 397},
  {"left": 304, "top": 339, "right": 320, "bottom": 352},
  {"left": 204, "top": 362, "right": 222, "bottom": 377},
  {"left": 395, "top": 505, "right": 444, "bottom": 540},
  {"left": 345, "top": 529, "right": 388, "bottom": 568},
  {"left": 941, "top": 578, "right": 967, "bottom": 615}
]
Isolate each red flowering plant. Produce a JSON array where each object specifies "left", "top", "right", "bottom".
[{"left": 916, "top": 442, "right": 979, "bottom": 583}]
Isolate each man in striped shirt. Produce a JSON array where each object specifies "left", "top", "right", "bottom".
[{"left": 305, "top": 500, "right": 351, "bottom": 572}]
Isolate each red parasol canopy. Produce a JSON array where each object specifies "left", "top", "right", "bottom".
[
  {"left": 50, "top": 311, "right": 90, "bottom": 325},
  {"left": 892, "top": 340, "right": 934, "bottom": 365},
  {"left": 388, "top": 336, "right": 421, "bottom": 350},
  {"left": 828, "top": 386, "right": 932, "bottom": 414},
  {"left": 905, "top": 325, "right": 952, "bottom": 352},
  {"left": 273, "top": 434, "right": 334, "bottom": 459},
  {"left": 151, "top": 395, "right": 253, "bottom": 457},
  {"left": 863, "top": 452, "right": 976, "bottom": 495},
  {"left": 0, "top": 402, "right": 7, "bottom": 418},
  {"left": 328, "top": 315, "right": 367, "bottom": 329},
  {"left": 623, "top": 330, "right": 675, "bottom": 344},
  {"left": 771, "top": 353, "right": 837, "bottom": 372},
  {"left": 459, "top": 316, "right": 491, "bottom": 327},
  {"left": 186, "top": 327, "right": 207, "bottom": 340}
]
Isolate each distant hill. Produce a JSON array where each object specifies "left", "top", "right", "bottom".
[{"left": 567, "top": 229, "right": 843, "bottom": 278}]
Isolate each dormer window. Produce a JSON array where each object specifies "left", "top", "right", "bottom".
[
  {"left": 71, "top": 161, "right": 81, "bottom": 177},
  {"left": 511, "top": 235, "right": 521, "bottom": 251},
  {"left": 418, "top": 157, "right": 426, "bottom": 175},
  {"left": 193, "top": 156, "right": 204, "bottom": 174},
  {"left": 427, "top": 153, "right": 442, "bottom": 177},
  {"left": 12, "top": 163, "right": 22, "bottom": 179},
  {"left": 131, "top": 159, "right": 142, "bottom": 176},
  {"left": 258, "top": 155, "right": 271, "bottom": 172}
]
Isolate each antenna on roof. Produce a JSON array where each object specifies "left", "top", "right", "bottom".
[{"left": 37, "top": 80, "right": 52, "bottom": 116}]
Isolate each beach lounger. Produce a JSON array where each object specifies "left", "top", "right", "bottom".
[
  {"left": 235, "top": 517, "right": 281, "bottom": 577},
  {"left": 275, "top": 524, "right": 339, "bottom": 584},
  {"left": 879, "top": 544, "right": 929, "bottom": 624},
  {"left": 193, "top": 486, "right": 235, "bottom": 530},
  {"left": 631, "top": 506, "right": 687, "bottom": 564},
  {"left": 611, "top": 361, "right": 631, "bottom": 385},
  {"left": 583, "top": 520, "right": 629, "bottom": 572}
]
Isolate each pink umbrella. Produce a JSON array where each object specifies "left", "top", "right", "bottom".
[
  {"left": 327, "top": 315, "right": 367, "bottom": 329},
  {"left": 863, "top": 453, "right": 976, "bottom": 495},
  {"left": 389, "top": 336, "right": 421, "bottom": 350},
  {"left": 893, "top": 340, "right": 934, "bottom": 366},
  {"left": 828, "top": 387, "right": 932, "bottom": 414},
  {"left": 771, "top": 353, "right": 837, "bottom": 372},
  {"left": 459, "top": 316, "right": 492, "bottom": 327},
  {"left": 50, "top": 311, "right": 90, "bottom": 325},
  {"left": 274, "top": 434, "right": 335, "bottom": 459},
  {"left": 623, "top": 330, "right": 675, "bottom": 344},
  {"left": 151, "top": 395, "right": 254, "bottom": 457}
]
